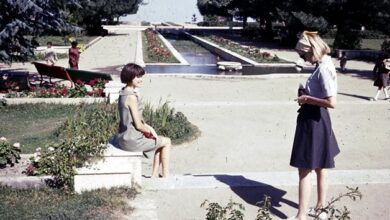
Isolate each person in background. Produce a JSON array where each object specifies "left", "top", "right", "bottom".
[
  {"left": 287, "top": 31, "right": 340, "bottom": 220},
  {"left": 339, "top": 51, "right": 347, "bottom": 73},
  {"left": 68, "top": 41, "right": 80, "bottom": 69},
  {"left": 372, "top": 53, "right": 389, "bottom": 100},
  {"left": 44, "top": 41, "right": 58, "bottom": 65},
  {"left": 113, "top": 63, "right": 173, "bottom": 178}
]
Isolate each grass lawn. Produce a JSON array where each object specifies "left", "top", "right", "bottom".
[
  {"left": 0, "top": 185, "right": 137, "bottom": 219},
  {"left": 0, "top": 104, "right": 78, "bottom": 153},
  {"left": 31, "top": 35, "right": 99, "bottom": 47},
  {"left": 324, "top": 38, "right": 385, "bottom": 50},
  {"left": 0, "top": 102, "right": 200, "bottom": 153}
]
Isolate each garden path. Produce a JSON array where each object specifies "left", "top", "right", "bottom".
[{"left": 2, "top": 25, "right": 390, "bottom": 219}]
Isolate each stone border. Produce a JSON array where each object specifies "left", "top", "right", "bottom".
[
  {"left": 185, "top": 32, "right": 296, "bottom": 69},
  {"left": 148, "top": 73, "right": 310, "bottom": 80},
  {"left": 143, "top": 32, "right": 189, "bottom": 66},
  {"left": 34, "top": 36, "right": 103, "bottom": 54},
  {"left": 3, "top": 97, "right": 106, "bottom": 105}
]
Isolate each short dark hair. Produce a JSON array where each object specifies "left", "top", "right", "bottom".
[
  {"left": 71, "top": 41, "right": 78, "bottom": 47},
  {"left": 120, "top": 63, "right": 145, "bottom": 84},
  {"left": 47, "top": 41, "right": 52, "bottom": 46}
]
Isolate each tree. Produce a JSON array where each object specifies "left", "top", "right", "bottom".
[
  {"left": 73, "top": 0, "right": 143, "bottom": 35},
  {"left": 0, "top": 0, "right": 80, "bottom": 63}
]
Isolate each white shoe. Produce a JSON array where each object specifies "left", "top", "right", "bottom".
[{"left": 308, "top": 207, "right": 328, "bottom": 220}]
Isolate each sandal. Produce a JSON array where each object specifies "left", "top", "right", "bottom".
[{"left": 308, "top": 207, "right": 328, "bottom": 220}]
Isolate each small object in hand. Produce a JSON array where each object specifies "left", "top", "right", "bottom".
[
  {"left": 298, "top": 83, "right": 306, "bottom": 96},
  {"left": 144, "top": 132, "right": 155, "bottom": 139}
]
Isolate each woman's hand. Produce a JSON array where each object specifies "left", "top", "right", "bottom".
[
  {"left": 295, "top": 95, "right": 309, "bottom": 105},
  {"left": 145, "top": 124, "right": 158, "bottom": 138}
]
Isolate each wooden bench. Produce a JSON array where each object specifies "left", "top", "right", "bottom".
[
  {"left": 74, "top": 143, "right": 142, "bottom": 193},
  {"left": 32, "top": 62, "right": 113, "bottom": 86},
  {"left": 66, "top": 68, "right": 113, "bottom": 83},
  {"left": 32, "top": 62, "right": 72, "bottom": 86}
]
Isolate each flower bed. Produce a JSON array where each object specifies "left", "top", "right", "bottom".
[
  {"left": 142, "top": 28, "right": 178, "bottom": 63},
  {"left": 4, "top": 78, "right": 107, "bottom": 98},
  {"left": 201, "top": 35, "right": 289, "bottom": 63}
]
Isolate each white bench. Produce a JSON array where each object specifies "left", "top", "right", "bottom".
[{"left": 74, "top": 144, "right": 142, "bottom": 193}]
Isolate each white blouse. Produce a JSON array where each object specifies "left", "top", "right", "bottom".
[{"left": 305, "top": 55, "right": 337, "bottom": 99}]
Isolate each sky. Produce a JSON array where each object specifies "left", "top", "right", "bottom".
[{"left": 121, "top": 0, "right": 203, "bottom": 23}]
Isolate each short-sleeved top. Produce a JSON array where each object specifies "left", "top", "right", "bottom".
[
  {"left": 305, "top": 55, "right": 337, "bottom": 99},
  {"left": 44, "top": 48, "right": 57, "bottom": 62}
]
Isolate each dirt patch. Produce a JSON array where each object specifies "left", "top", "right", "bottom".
[{"left": 0, "top": 155, "right": 31, "bottom": 178}]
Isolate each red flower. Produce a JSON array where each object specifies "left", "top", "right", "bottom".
[{"left": 75, "top": 79, "right": 83, "bottom": 85}]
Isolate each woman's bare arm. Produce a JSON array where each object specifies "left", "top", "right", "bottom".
[
  {"left": 126, "top": 95, "right": 151, "bottom": 133},
  {"left": 296, "top": 95, "right": 337, "bottom": 109}
]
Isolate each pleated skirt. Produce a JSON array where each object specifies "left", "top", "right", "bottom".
[{"left": 290, "top": 104, "right": 340, "bottom": 169}]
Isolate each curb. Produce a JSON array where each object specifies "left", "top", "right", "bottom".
[{"left": 0, "top": 175, "right": 52, "bottom": 188}]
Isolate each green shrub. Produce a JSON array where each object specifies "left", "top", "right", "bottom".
[
  {"left": 0, "top": 137, "right": 21, "bottom": 168},
  {"left": 202, "top": 187, "right": 362, "bottom": 220},
  {"left": 28, "top": 101, "right": 198, "bottom": 189},
  {"left": 30, "top": 103, "right": 119, "bottom": 189},
  {"left": 201, "top": 199, "right": 245, "bottom": 220},
  {"left": 381, "top": 38, "right": 390, "bottom": 54},
  {"left": 143, "top": 101, "right": 200, "bottom": 145}
]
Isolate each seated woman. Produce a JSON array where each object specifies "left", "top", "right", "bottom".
[{"left": 113, "top": 63, "right": 172, "bottom": 178}]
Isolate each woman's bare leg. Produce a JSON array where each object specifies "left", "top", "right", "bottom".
[
  {"left": 151, "top": 148, "right": 161, "bottom": 178},
  {"left": 160, "top": 137, "right": 172, "bottom": 177},
  {"left": 315, "top": 168, "right": 328, "bottom": 210},
  {"left": 296, "top": 168, "right": 312, "bottom": 220}
]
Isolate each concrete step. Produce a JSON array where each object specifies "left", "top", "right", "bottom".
[{"left": 143, "top": 169, "right": 390, "bottom": 190}]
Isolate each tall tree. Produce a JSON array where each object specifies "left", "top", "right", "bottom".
[
  {"left": 74, "top": 0, "right": 143, "bottom": 35},
  {"left": 0, "top": 0, "right": 79, "bottom": 63}
]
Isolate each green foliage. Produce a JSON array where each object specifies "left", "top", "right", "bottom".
[
  {"left": 0, "top": 185, "right": 137, "bottom": 219},
  {"left": 68, "top": 81, "right": 88, "bottom": 97},
  {"left": 333, "top": 30, "right": 362, "bottom": 49},
  {"left": 381, "top": 38, "right": 390, "bottom": 54},
  {"left": 202, "top": 187, "right": 362, "bottom": 220},
  {"left": 316, "top": 186, "right": 362, "bottom": 220},
  {"left": 255, "top": 195, "right": 273, "bottom": 220},
  {"left": 142, "top": 28, "right": 179, "bottom": 63},
  {"left": 201, "top": 199, "right": 245, "bottom": 220},
  {"left": 0, "top": 0, "right": 80, "bottom": 63},
  {"left": 0, "top": 137, "right": 21, "bottom": 168},
  {"left": 26, "top": 101, "right": 198, "bottom": 189},
  {"left": 143, "top": 101, "right": 200, "bottom": 145},
  {"left": 73, "top": 0, "right": 143, "bottom": 35},
  {"left": 30, "top": 103, "right": 119, "bottom": 189},
  {"left": 202, "top": 35, "right": 289, "bottom": 63}
]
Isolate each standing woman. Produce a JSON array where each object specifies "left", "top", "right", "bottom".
[
  {"left": 288, "top": 31, "right": 340, "bottom": 220},
  {"left": 68, "top": 41, "right": 80, "bottom": 69},
  {"left": 114, "top": 63, "right": 172, "bottom": 178},
  {"left": 372, "top": 53, "right": 389, "bottom": 100}
]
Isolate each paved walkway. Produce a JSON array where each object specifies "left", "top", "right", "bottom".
[{"left": 2, "top": 26, "right": 390, "bottom": 219}]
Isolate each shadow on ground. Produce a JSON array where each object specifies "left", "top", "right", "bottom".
[
  {"left": 338, "top": 92, "right": 372, "bottom": 101},
  {"left": 196, "top": 174, "right": 298, "bottom": 219}
]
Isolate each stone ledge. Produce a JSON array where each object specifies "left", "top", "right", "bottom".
[
  {"left": 3, "top": 97, "right": 106, "bottom": 105},
  {"left": 74, "top": 144, "right": 142, "bottom": 193}
]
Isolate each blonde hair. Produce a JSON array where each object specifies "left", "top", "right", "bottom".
[{"left": 296, "top": 31, "right": 331, "bottom": 61}]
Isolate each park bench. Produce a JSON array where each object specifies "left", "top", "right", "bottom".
[
  {"left": 32, "top": 62, "right": 72, "bottom": 86},
  {"left": 32, "top": 62, "right": 113, "bottom": 86},
  {"left": 0, "top": 70, "right": 31, "bottom": 92},
  {"left": 66, "top": 68, "right": 113, "bottom": 83},
  {"left": 74, "top": 143, "right": 142, "bottom": 193}
]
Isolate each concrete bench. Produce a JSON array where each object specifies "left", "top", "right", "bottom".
[{"left": 74, "top": 144, "right": 142, "bottom": 193}]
